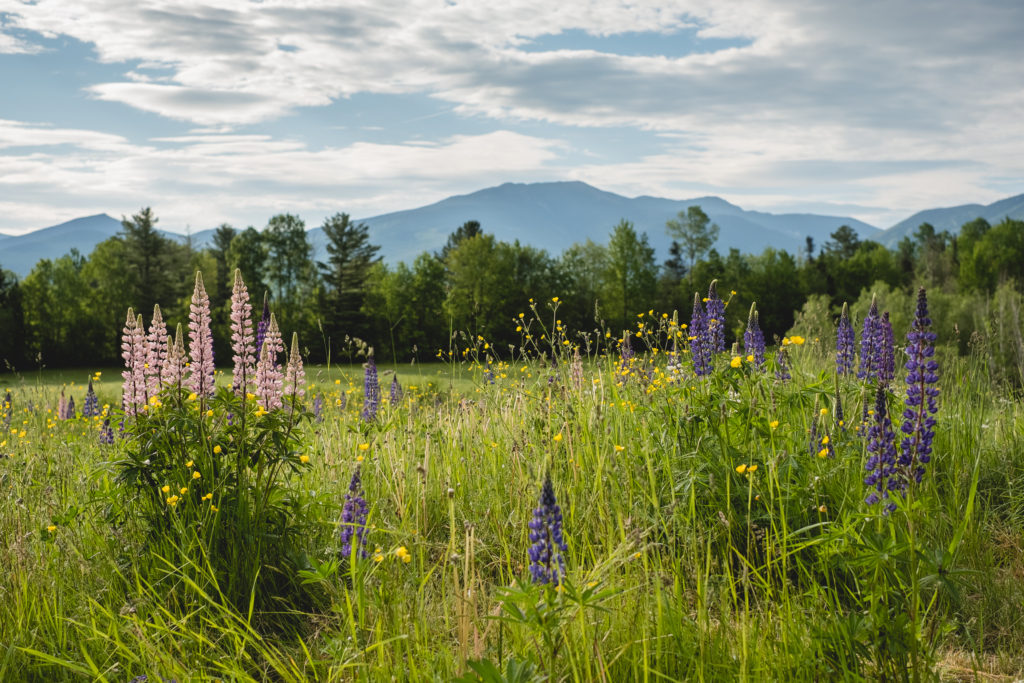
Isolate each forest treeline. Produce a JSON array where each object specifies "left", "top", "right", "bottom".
[{"left": 1, "top": 206, "right": 1023, "bottom": 377}]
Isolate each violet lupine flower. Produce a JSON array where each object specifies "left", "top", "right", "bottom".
[
  {"left": 339, "top": 467, "right": 369, "bottom": 560},
  {"left": 690, "top": 293, "right": 712, "bottom": 377},
  {"left": 836, "top": 302, "right": 855, "bottom": 376},
  {"left": 879, "top": 312, "right": 895, "bottom": 384},
  {"left": 775, "top": 345, "right": 791, "bottom": 381},
  {"left": 389, "top": 375, "right": 403, "bottom": 404},
  {"left": 83, "top": 380, "right": 99, "bottom": 417},
  {"left": 255, "top": 314, "right": 284, "bottom": 412},
  {"left": 283, "top": 331, "right": 306, "bottom": 406},
  {"left": 145, "top": 304, "right": 168, "bottom": 398},
  {"left": 899, "top": 287, "right": 939, "bottom": 485},
  {"left": 360, "top": 351, "right": 380, "bottom": 422},
  {"left": 528, "top": 474, "right": 568, "bottom": 585},
  {"left": 187, "top": 272, "right": 216, "bottom": 398},
  {"left": 229, "top": 269, "right": 256, "bottom": 396},
  {"left": 706, "top": 280, "right": 726, "bottom": 354},
  {"left": 99, "top": 418, "right": 114, "bottom": 445},
  {"left": 255, "top": 292, "right": 270, "bottom": 358},
  {"left": 743, "top": 303, "right": 766, "bottom": 370},
  {"left": 857, "top": 295, "right": 881, "bottom": 381},
  {"left": 312, "top": 394, "right": 324, "bottom": 422},
  {"left": 65, "top": 395, "right": 76, "bottom": 419},
  {"left": 121, "top": 308, "right": 147, "bottom": 416},
  {"left": 162, "top": 324, "right": 188, "bottom": 391},
  {"left": 864, "top": 386, "right": 900, "bottom": 512}
]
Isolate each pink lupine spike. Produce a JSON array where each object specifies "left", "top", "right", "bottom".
[
  {"left": 187, "top": 272, "right": 216, "bottom": 397},
  {"left": 283, "top": 331, "right": 306, "bottom": 406},
  {"left": 255, "top": 313, "right": 284, "bottom": 411},
  {"left": 120, "top": 308, "right": 147, "bottom": 416},
  {"left": 145, "top": 304, "right": 168, "bottom": 398},
  {"left": 162, "top": 323, "right": 188, "bottom": 391},
  {"left": 230, "top": 269, "right": 256, "bottom": 395}
]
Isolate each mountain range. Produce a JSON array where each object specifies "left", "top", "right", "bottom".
[{"left": 1, "top": 181, "right": 1022, "bottom": 278}]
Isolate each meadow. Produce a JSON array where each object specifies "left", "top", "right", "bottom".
[{"left": 1, "top": 278, "right": 1023, "bottom": 682}]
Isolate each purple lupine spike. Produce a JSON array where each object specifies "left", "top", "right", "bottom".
[
  {"left": 690, "top": 292, "right": 712, "bottom": 377},
  {"left": 775, "top": 345, "right": 791, "bottom": 381},
  {"left": 312, "top": 393, "right": 324, "bottom": 422},
  {"left": 121, "top": 309, "right": 147, "bottom": 416},
  {"left": 528, "top": 474, "right": 568, "bottom": 585},
  {"left": 389, "top": 375, "right": 403, "bottom": 404},
  {"left": 283, "top": 331, "right": 306, "bottom": 406},
  {"left": 187, "top": 272, "right": 216, "bottom": 397},
  {"left": 879, "top": 312, "right": 895, "bottom": 384},
  {"left": 162, "top": 324, "right": 188, "bottom": 391},
  {"left": 900, "top": 287, "right": 939, "bottom": 485},
  {"left": 705, "top": 280, "right": 726, "bottom": 353},
  {"left": 744, "top": 303, "right": 766, "bottom": 370},
  {"left": 99, "top": 417, "right": 114, "bottom": 445},
  {"left": 66, "top": 395, "right": 76, "bottom": 419},
  {"left": 835, "top": 387, "right": 846, "bottom": 433},
  {"left": 229, "top": 269, "right": 256, "bottom": 396},
  {"left": 360, "top": 350, "right": 380, "bottom": 422},
  {"left": 857, "top": 295, "right": 880, "bottom": 381},
  {"left": 83, "top": 380, "right": 99, "bottom": 418},
  {"left": 255, "top": 314, "right": 284, "bottom": 411},
  {"left": 145, "top": 304, "right": 168, "bottom": 398},
  {"left": 339, "top": 467, "right": 369, "bottom": 559},
  {"left": 255, "top": 292, "right": 270, "bottom": 358},
  {"left": 836, "top": 302, "right": 855, "bottom": 376},
  {"left": 864, "top": 385, "right": 899, "bottom": 512}
]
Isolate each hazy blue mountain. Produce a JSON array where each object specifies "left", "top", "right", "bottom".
[
  {"left": 876, "top": 193, "right": 1024, "bottom": 247},
  {"left": 2, "top": 181, "right": 886, "bottom": 276},
  {"left": 308, "top": 181, "right": 880, "bottom": 265}
]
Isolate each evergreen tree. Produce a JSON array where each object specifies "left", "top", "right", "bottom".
[{"left": 319, "top": 212, "right": 381, "bottom": 344}]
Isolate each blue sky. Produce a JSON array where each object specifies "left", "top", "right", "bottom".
[{"left": 0, "top": 0, "right": 1022, "bottom": 236}]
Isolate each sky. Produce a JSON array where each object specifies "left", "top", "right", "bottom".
[{"left": 0, "top": 0, "right": 1022, "bottom": 236}]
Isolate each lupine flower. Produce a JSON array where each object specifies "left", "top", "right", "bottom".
[
  {"left": 857, "top": 295, "right": 881, "bottom": 381},
  {"left": 389, "top": 375, "right": 403, "bottom": 404},
  {"left": 99, "top": 418, "right": 115, "bottom": 445},
  {"left": 706, "top": 280, "right": 726, "bottom": 353},
  {"left": 899, "top": 287, "right": 939, "bottom": 485},
  {"left": 255, "top": 314, "right": 284, "bottom": 411},
  {"left": 690, "top": 293, "right": 712, "bottom": 377},
  {"left": 283, "top": 331, "right": 305, "bottom": 406},
  {"left": 255, "top": 292, "right": 270, "bottom": 358},
  {"left": 229, "top": 269, "right": 256, "bottom": 396},
  {"left": 339, "top": 467, "right": 369, "bottom": 560},
  {"left": 145, "top": 304, "right": 168, "bottom": 398},
  {"left": 82, "top": 380, "right": 99, "bottom": 417},
  {"left": 187, "top": 272, "right": 215, "bottom": 398},
  {"left": 312, "top": 394, "right": 324, "bottom": 422},
  {"left": 121, "top": 309, "right": 147, "bottom": 416},
  {"left": 65, "top": 395, "right": 76, "bottom": 419},
  {"left": 835, "top": 387, "right": 846, "bottom": 433},
  {"left": 864, "top": 385, "right": 899, "bottom": 512},
  {"left": 836, "top": 302, "right": 855, "bottom": 376},
  {"left": 743, "top": 303, "right": 766, "bottom": 370},
  {"left": 162, "top": 324, "right": 188, "bottom": 391},
  {"left": 528, "top": 474, "right": 568, "bottom": 585},
  {"left": 879, "top": 312, "right": 895, "bottom": 384},
  {"left": 360, "top": 351, "right": 380, "bottom": 422},
  {"left": 775, "top": 345, "right": 791, "bottom": 381}
]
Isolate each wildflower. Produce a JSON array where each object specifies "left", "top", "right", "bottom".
[
  {"left": 47, "top": 525, "right": 56, "bottom": 533},
  {"left": 864, "top": 385, "right": 899, "bottom": 511},
  {"left": 185, "top": 460, "right": 194, "bottom": 467},
  {"left": 614, "top": 445, "right": 625, "bottom": 452},
  {"left": 730, "top": 356, "right": 742, "bottom": 369},
  {"left": 836, "top": 302, "right": 855, "bottom": 376},
  {"left": 255, "top": 314, "right": 284, "bottom": 412},
  {"left": 255, "top": 291, "right": 271, "bottom": 358},
  {"left": 395, "top": 546, "right": 412, "bottom": 563},
  {"left": 879, "top": 311, "right": 896, "bottom": 384},
  {"left": 900, "top": 287, "right": 939, "bottom": 485},
  {"left": 735, "top": 464, "right": 747, "bottom": 474},
  {"left": 187, "top": 272, "right": 216, "bottom": 397},
  {"left": 161, "top": 485, "right": 171, "bottom": 493},
  {"left": 82, "top": 380, "right": 99, "bottom": 418},
  {"left": 553, "top": 433, "right": 563, "bottom": 443},
  {"left": 299, "top": 454, "right": 310, "bottom": 464},
  {"left": 528, "top": 475, "right": 568, "bottom": 585},
  {"left": 769, "top": 420, "right": 779, "bottom": 430},
  {"left": 690, "top": 293, "right": 713, "bottom": 377},
  {"left": 192, "top": 471, "right": 201, "bottom": 480},
  {"left": 121, "top": 308, "right": 148, "bottom": 416},
  {"left": 283, "top": 331, "right": 306, "bottom": 406},
  {"left": 360, "top": 350, "right": 380, "bottom": 422},
  {"left": 340, "top": 467, "right": 370, "bottom": 560},
  {"left": 743, "top": 303, "right": 766, "bottom": 369},
  {"left": 706, "top": 280, "right": 726, "bottom": 353},
  {"left": 312, "top": 393, "right": 324, "bottom": 422},
  {"left": 145, "top": 304, "right": 168, "bottom": 397},
  {"left": 358, "top": 442, "right": 370, "bottom": 451},
  {"left": 229, "top": 269, "right": 257, "bottom": 395},
  {"left": 858, "top": 295, "right": 881, "bottom": 381},
  {"left": 389, "top": 375, "right": 403, "bottom": 404},
  {"left": 213, "top": 445, "right": 222, "bottom": 455},
  {"left": 775, "top": 346, "right": 791, "bottom": 382},
  {"left": 99, "top": 418, "right": 114, "bottom": 445},
  {"left": 161, "top": 325, "right": 188, "bottom": 390}
]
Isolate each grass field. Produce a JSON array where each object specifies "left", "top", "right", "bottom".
[{"left": 1, "top": 325, "right": 1023, "bottom": 681}]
